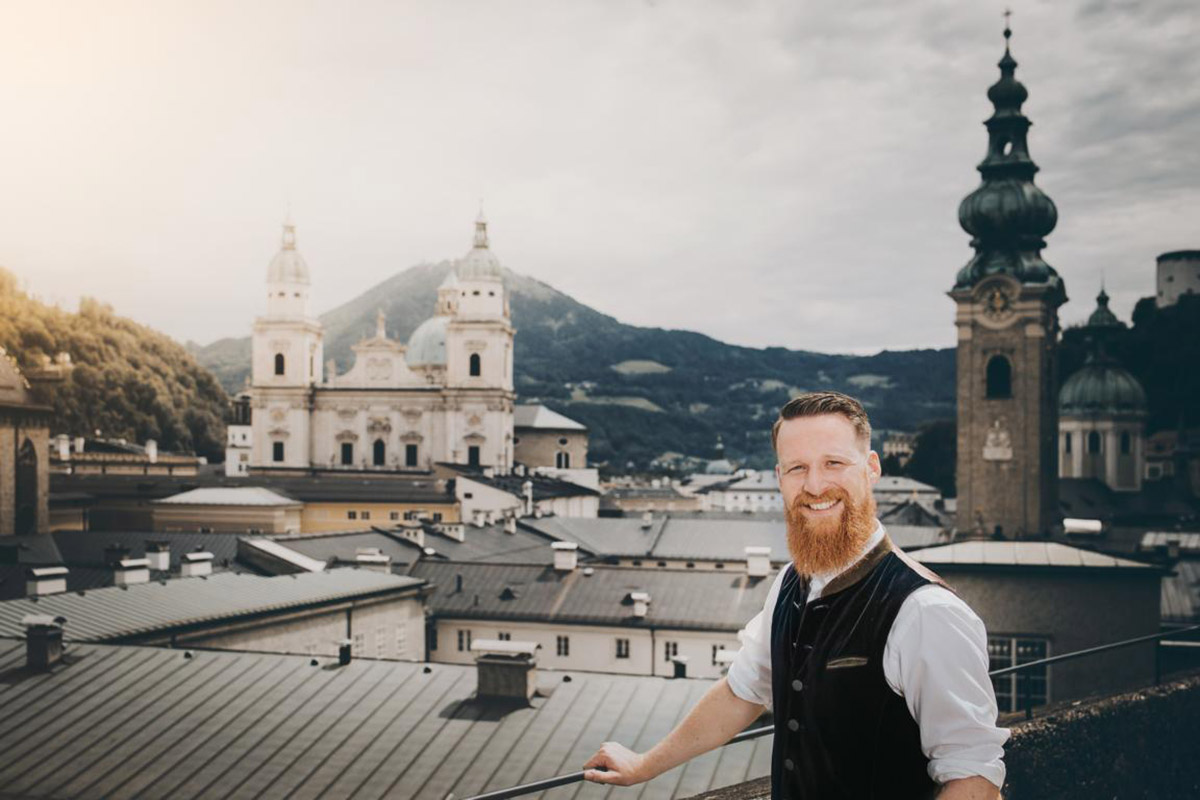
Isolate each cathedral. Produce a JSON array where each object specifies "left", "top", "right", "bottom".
[{"left": 248, "top": 214, "right": 516, "bottom": 474}]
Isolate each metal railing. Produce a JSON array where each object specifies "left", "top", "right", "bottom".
[{"left": 464, "top": 623, "right": 1200, "bottom": 800}]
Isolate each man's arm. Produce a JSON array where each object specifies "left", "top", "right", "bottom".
[
  {"left": 583, "top": 677, "right": 763, "bottom": 786},
  {"left": 939, "top": 775, "right": 1002, "bottom": 799}
]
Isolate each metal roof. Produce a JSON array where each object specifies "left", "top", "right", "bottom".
[
  {"left": 0, "top": 569, "right": 424, "bottom": 641},
  {"left": 50, "top": 473, "right": 454, "bottom": 504},
  {"left": 875, "top": 477, "right": 940, "bottom": 493},
  {"left": 1141, "top": 532, "right": 1200, "bottom": 554},
  {"left": 910, "top": 541, "right": 1160, "bottom": 569},
  {"left": 514, "top": 404, "right": 587, "bottom": 431},
  {"left": 411, "top": 562, "right": 775, "bottom": 631},
  {"left": 155, "top": 487, "right": 301, "bottom": 507},
  {"left": 0, "top": 641, "right": 769, "bottom": 799},
  {"left": 1161, "top": 559, "right": 1200, "bottom": 624}
]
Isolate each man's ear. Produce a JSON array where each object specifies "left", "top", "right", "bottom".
[{"left": 867, "top": 450, "right": 881, "bottom": 484}]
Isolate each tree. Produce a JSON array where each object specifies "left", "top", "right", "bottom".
[{"left": 904, "top": 419, "right": 956, "bottom": 497}]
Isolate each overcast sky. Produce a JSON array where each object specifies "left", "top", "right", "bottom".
[{"left": 1, "top": 0, "right": 1196, "bottom": 354}]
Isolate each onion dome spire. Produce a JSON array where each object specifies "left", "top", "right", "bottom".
[
  {"left": 954, "top": 20, "right": 1063, "bottom": 298},
  {"left": 1086, "top": 285, "right": 1123, "bottom": 329}
]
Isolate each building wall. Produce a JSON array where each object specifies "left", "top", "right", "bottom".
[
  {"left": 940, "top": 568, "right": 1160, "bottom": 704},
  {"left": 0, "top": 413, "right": 50, "bottom": 535},
  {"left": 431, "top": 618, "right": 741, "bottom": 679},
  {"left": 514, "top": 429, "right": 588, "bottom": 470},
  {"left": 176, "top": 594, "right": 426, "bottom": 661},
  {"left": 300, "top": 500, "right": 459, "bottom": 533},
  {"left": 1156, "top": 252, "right": 1200, "bottom": 308},
  {"left": 1059, "top": 418, "right": 1144, "bottom": 492},
  {"left": 953, "top": 276, "right": 1061, "bottom": 538},
  {"left": 151, "top": 504, "right": 303, "bottom": 534}
]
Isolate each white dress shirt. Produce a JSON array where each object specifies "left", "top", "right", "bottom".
[{"left": 726, "top": 523, "right": 1008, "bottom": 788}]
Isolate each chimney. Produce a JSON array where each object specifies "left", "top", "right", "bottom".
[
  {"left": 26, "top": 566, "right": 68, "bottom": 597},
  {"left": 73, "top": 436, "right": 85, "bottom": 454},
  {"left": 482, "top": 466, "right": 494, "bottom": 479},
  {"left": 181, "top": 550, "right": 214, "bottom": 577},
  {"left": 745, "top": 546, "right": 772, "bottom": 578},
  {"left": 355, "top": 547, "right": 392, "bottom": 573},
  {"left": 472, "top": 640, "right": 539, "bottom": 703},
  {"left": 24, "top": 615, "right": 65, "bottom": 670},
  {"left": 104, "top": 543, "right": 131, "bottom": 567},
  {"left": 472, "top": 510, "right": 485, "bottom": 528},
  {"left": 114, "top": 557, "right": 151, "bottom": 586},
  {"left": 629, "top": 591, "right": 651, "bottom": 618},
  {"left": 144, "top": 540, "right": 170, "bottom": 571},
  {"left": 145, "top": 439, "right": 158, "bottom": 464},
  {"left": 522, "top": 481, "right": 534, "bottom": 516},
  {"left": 672, "top": 656, "right": 689, "bottom": 679},
  {"left": 552, "top": 541, "right": 579, "bottom": 572},
  {"left": 640, "top": 512, "right": 653, "bottom": 530},
  {"left": 55, "top": 434, "right": 70, "bottom": 461},
  {"left": 338, "top": 639, "right": 352, "bottom": 666},
  {"left": 1167, "top": 538, "right": 1182, "bottom": 561},
  {"left": 503, "top": 515, "right": 517, "bottom": 535}
]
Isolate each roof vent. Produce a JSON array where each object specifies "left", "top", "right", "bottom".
[
  {"left": 355, "top": 547, "right": 392, "bottom": 573},
  {"left": 26, "top": 566, "right": 68, "bottom": 597},
  {"left": 23, "top": 614, "right": 65, "bottom": 671},
  {"left": 114, "top": 557, "right": 151, "bottom": 586},
  {"left": 640, "top": 512, "right": 653, "bottom": 530},
  {"left": 181, "top": 550, "right": 214, "bottom": 578},
  {"left": 503, "top": 515, "right": 517, "bottom": 535},
  {"left": 104, "top": 543, "right": 131, "bottom": 566},
  {"left": 552, "top": 541, "right": 579, "bottom": 572},
  {"left": 744, "top": 546, "right": 772, "bottom": 578},
  {"left": 144, "top": 540, "right": 170, "bottom": 571},
  {"left": 628, "top": 591, "right": 651, "bottom": 618},
  {"left": 471, "top": 639, "right": 540, "bottom": 703}
]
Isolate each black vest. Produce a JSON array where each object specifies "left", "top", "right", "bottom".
[{"left": 769, "top": 539, "right": 942, "bottom": 800}]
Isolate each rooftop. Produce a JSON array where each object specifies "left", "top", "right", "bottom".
[
  {"left": 911, "top": 541, "right": 1160, "bottom": 570},
  {"left": 0, "top": 641, "right": 769, "bottom": 799},
  {"left": 154, "top": 487, "right": 301, "bottom": 507},
  {"left": 513, "top": 404, "right": 587, "bottom": 431}
]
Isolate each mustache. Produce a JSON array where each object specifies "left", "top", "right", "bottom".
[{"left": 790, "top": 488, "right": 850, "bottom": 508}]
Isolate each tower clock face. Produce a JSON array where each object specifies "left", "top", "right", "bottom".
[{"left": 978, "top": 283, "right": 1017, "bottom": 327}]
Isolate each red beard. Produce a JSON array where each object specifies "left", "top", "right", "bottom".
[{"left": 785, "top": 486, "right": 877, "bottom": 577}]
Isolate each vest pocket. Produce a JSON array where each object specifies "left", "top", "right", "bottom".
[{"left": 824, "top": 656, "right": 869, "bottom": 670}]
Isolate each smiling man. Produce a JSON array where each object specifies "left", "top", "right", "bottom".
[{"left": 584, "top": 392, "right": 1007, "bottom": 799}]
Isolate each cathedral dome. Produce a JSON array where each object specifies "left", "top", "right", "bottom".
[
  {"left": 267, "top": 221, "right": 310, "bottom": 285},
  {"left": 1059, "top": 358, "right": 1147, "bottom": 417},
  {"left": 406, "top": 315, "right": 449, "bottom": 367}
]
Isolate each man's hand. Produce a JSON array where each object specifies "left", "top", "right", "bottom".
[
  {"left": 938, "top": 775, "right": 1003, "bottom": 799},
  {"left": 583, "top": 742, "right": 648, "bottom": 785}
]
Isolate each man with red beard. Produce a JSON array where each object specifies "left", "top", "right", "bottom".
[{"left": 585, "top": 392, "right": 1005, "bottom": 799}]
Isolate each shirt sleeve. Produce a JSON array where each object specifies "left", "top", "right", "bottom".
[
  {"left": 883, "top": 585, "right": 1009, "bottom": 789},
  {"left": 725, "top": 567, "right": 788, "bottom": 710}
]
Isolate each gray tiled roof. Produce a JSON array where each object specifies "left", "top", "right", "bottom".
[
  {"left": 910, "top": 541, "right": 1161, "bottom": 569},
  {"left": 412, "top": 562, "right": 775, "bottom": 631},
  {"left": 269, "top": 529, "right": 424, "bottom": 566},
  {"left": 1162, "top": 559, "right": 1200, "bottom": 624},
  {"left": 0, "top": 641, "right": 770, "bottom": 800},
  {"left": 0, "top": 569, "right": 424, "bottom": 641},
  {"left": 51, "top": 530, "right": 243, "bottom": 571},
  {"left": 50, "top": 473, "right": 453, "bottom": 504},
  {"left": 514, "top": 404, "right": 587, "bottom": 431}
]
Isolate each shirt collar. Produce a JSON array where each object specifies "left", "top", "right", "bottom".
[{"left": 806, "top": 521, "right": 886, "bottom": 599}]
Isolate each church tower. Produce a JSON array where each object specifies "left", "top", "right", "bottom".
[
  {"left": 950, "top": 25, "right": 1067, "bottom": 539},
  {"left": 250, "top": 219, "right": 324, "bottom": 469}
]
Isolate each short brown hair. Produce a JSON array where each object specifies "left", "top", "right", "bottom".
[{"left": 771, "top": 391, "right": 872, "bottom": 452}]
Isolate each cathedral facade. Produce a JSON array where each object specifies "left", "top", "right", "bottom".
[{"left": 249, "top": 215, "right": 515, "bottom": 474}]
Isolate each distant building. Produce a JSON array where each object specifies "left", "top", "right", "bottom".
[
  {"left": 151, "top": 487, "right": 304, "bottom": 534},
  {"left": 950, "top": 33, "right": 1064, "bottom": 540},
  {"left": 882, "top": 431, "right": 916, "bottom": 466},
  {"left": 873, "top": 476, "right": 942, "bottom": 507},
  {"left": 513, "top": 404, "right": 587, "bottom": 470},
  {"left": 1156, "top": 250, "right": 1200, "bottom": 308},
  {"left": 1058, "top": 288, "right": 1147, "bottom": 492},
  {"left": 601, "top": 484, "right": 703, "bottom": 514},
  {"left": 49, "top": 435, "right": 204, "bottom": 477},
  {"left": 697, "top": 471, "right": 782, "bottom": 513},
  {"left": 250, "top": 214, "right": 514, "bottom": 475},
  {"left": 0, "top": 348, "right": 51, "bottom": 535},
  {"left": 225, "top": 391, "right": 252, "bottom": 477},
  {"left": 453, "top": 467, "right": 600, "bottom": 522}
]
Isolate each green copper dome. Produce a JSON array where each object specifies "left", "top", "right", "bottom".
[
  {"left": 1059, "top": 356, "right": 1147, "bottom": 417},
  {"left": 1086, "top": 288, "right": 1123, "bottom": 329}
]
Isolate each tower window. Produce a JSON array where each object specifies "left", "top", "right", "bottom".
[
  {"left": 272, "top": 441, "right": 285, "bottom": 462},
  {"left": 1087, "top": 431, "right": 1101, "bottom": 454},
  {"left": 405, "top": 443, "right": 419, "bottom": 467},
  {"left": 556, "top": 452, "right": 571, "bottom": 469},
  {"left": 274, "top": 353, "right": 285, "bottom": 376},
  {"left": 468, "top": 446, "right": 481, "bottom": 467},
  {"left": 1065, "top": 433, "right": 1072, "bottom": 454},
  {"left": 1120, "top": 431, "right": 1131, "bottom": 455},
  {"left": 985, "top": 355, "right": 1012, "bottom": 399},
  {"left": 341, "top": 442, "right": 354, "bottom": 465},
  {"left": 469, "top": 353, "right": 481, "bottom": 377},
  {"left": 373, "top": 439, "right": 386, "bottom": 466}
]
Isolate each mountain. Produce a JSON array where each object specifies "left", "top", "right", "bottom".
[
  {"left": 190, "top": 262, "right": 955, "bottom": 469},
  {"left": 0, "top": 268, "right": 228, "bottom": 461}
]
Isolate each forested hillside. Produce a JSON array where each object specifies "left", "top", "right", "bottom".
[{"left": 0, "top": 268, "right": 228, "bottom": 461}]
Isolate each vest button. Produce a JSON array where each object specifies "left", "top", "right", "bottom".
[
  {"left": 783, "top": 758, "right": 795, "bottom": 771},
  {"left": 791, "top": 679, "right": 804, "bottom": 691},
  {"left": 787, "top": 719, "right": 800, "bottom": 732}
]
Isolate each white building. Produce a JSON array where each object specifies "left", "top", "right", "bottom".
[
  {"left": 1156, "top": 250, "right": 1200, "bottom": 308},
  {"left": 700, "top": 471, "right": 783, "bottom": 513},
  {"left": 249, "top": 214, "right": 515, "bottom": 475},
  {"left": 225, "top": 392, "right": 252, "bottom": 477}
]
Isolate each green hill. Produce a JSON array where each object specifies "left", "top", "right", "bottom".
[
  {"left": 0, "top": 268, "right": 228, "bottom": 461},
  {"left": 190, "top": 262, "right": 955, "bottom": 469}
]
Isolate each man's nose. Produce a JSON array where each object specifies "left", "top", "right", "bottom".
[{"left": 801, "top": 468, "right": 828, "bottom": 498}]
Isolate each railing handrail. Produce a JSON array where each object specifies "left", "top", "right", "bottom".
[{"left": 463, "top": 623, "right": 1200, "bottom": 800}]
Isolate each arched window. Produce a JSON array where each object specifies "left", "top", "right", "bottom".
[
  {"left": 556, "top": 452, "right": 571, "bottom": 469},
  {"left": 15, "top": 438, "right": 38, "bottom": 535},
  {"left": 1120, "top": 431, "right": 1131, "bottom": 455},
  {"left": 1064, "top": 433, "right": 1072, "bottom": 454},
  {"left": 274, "top": 353, "right": 285, "bottom": 376},
  {"left": 1087, "top": 431, "right": 1101, "bottom": 454},
  {"left": 341, "top": 442, "right": 354, "bottom": 465},
  {"left": 373, "top": 439, "right": 386, "bottom": 466},
  {"left": 469, "top": 353, "right": 481, "bottom": 377},
  {"left": 986, "top": 356, "right": 1011, "bottom": 398}
]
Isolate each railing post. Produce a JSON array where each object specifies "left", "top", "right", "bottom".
[
  {"left": 1022, "top": 673, "right": 1032, "bottom": 721},
  {"left": 1154, "top": 641, "right": 1161, "bottom": 686}
]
